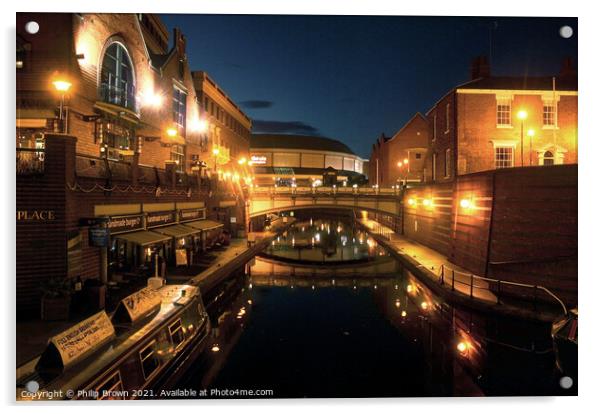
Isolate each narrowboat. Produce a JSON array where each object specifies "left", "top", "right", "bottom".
[{"left": 17, "top": 283, "right": 210, "bottom": 400}]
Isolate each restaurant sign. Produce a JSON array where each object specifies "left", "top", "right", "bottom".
[
  {"left": 179, "top": 208, "right": 205, "bottom": 222},
  {"left": 107, "top": 214, "right": 143, "bottom": 234},
  {"left": 89, "top": 227, "right": 110, "bottom": 247},
  {"left": 146, "top": 210, "right": 176, "bottom": 228}
]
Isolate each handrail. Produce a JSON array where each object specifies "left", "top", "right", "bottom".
[{"left": 438, "top": 264, "right": 567, "bottom": 315}]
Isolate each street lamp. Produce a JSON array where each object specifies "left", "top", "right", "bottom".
[
  {"left": 527, "top": 129, "right": 535, "bottom": 166},
  {"left": 517, "top": 110, "right": 528, "bottom": 166},
  {"left": 398, "top": 158, "right": 409, "bottom": 187},
  {"left": 53, "top": 79, "right": 72, "bottom": 133}
]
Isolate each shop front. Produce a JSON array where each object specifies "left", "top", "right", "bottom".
[{"left": 184, "top": 219, "right": 225, "bottom": 251}]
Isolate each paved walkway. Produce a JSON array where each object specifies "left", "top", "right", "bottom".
[{"left": 358, "top": 218, "right": 498, "bottom": 303}]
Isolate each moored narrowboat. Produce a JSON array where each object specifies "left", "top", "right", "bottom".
[{"left": 17, "top": 284, "right": 210, "bottom": 400}]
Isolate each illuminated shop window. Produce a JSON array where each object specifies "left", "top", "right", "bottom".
[
  {"left": 100, "top": 42, "right": 136, "bottom": 111},
  {"left": 171, "top": 144, "right": 185, "bottom": 173},
  {"left": 494, "top": 146, "right": 514, "bottom": 169}
]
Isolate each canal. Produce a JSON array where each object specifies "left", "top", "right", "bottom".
[{"left": 175, "top": 214, "right": 575, "bottom": 398}]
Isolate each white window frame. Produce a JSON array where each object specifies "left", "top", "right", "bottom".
[
  {"left": 432, "top": 152, "right": 437, "bottom": 181},
  {"left": 492, "top": 141, "right": 516, "bottom": 169},
  {"left": 496, "top": 95, "right": 513, "bottom": 128},
  {"left": 542, "top": 98, "right": 559, "bottom": 129}
]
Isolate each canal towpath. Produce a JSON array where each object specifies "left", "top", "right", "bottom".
[{"left": 357, "top": 218, "right": 566, "bottom": 322}]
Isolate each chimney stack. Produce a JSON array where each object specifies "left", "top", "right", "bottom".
[{"left": 470, "top": 56, "right": 491, "bottom": 80}]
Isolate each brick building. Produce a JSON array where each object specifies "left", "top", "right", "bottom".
[
  {"left": 15, "top": 13, "right": 251, "bottom": 316},
  {"left": 368, "top": 114, "right": 430, "bottom": 187},
  {"left": 369, "top": 57, "right": 578, "bottom": 184}
]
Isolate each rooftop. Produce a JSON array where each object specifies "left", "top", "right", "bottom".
[
  {"left": 458, "top": 75, "right": 578, "bottom": 91},
  {"left": 251, "top": 134, "right": 357, "bottom": 155}
]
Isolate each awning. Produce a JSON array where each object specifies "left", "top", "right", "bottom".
[
  {"left": 151, "top": 224, "right": 200, "bottom": 238},
  {"left": 114, "top": 230, "right": 171, "bottom": 246},
  {"left": 184, "top": 219, "right": 224, "bottom": 231}
]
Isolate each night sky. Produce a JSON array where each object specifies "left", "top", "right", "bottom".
[{"left": 161, "top": 15, "right": 577, "bottom": 158}]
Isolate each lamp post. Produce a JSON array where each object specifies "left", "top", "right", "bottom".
[
  {"left": 517, "top": 110, "right": 528, "bottom": 167},
  {"left": 397, "top": 158, "right": 409, "bottom": 187},
  {"left": 52, "top": 79, "right": 72, "bottom": 133},
  {"left": 527, "top": 129, "right": 535, "bottom": 166}
]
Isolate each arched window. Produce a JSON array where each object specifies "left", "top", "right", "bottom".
[
  {"left": 543, "top": 150, "right": 555, "bottom": 166},
  {"left": 100, "top": 42, "right": 136, "bottom": 111}
]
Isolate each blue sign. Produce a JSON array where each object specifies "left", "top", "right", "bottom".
[{"left": 89, "top": 227, "right": 110, "bottom": 247}]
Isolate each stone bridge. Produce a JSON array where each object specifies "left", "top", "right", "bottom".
[{"left": 247, "top": 186, "right": 403, "bottom": 219}]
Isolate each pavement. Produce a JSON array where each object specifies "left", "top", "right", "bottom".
[{"left": 358, "top": 218, "right": 498, "bottom": 302}]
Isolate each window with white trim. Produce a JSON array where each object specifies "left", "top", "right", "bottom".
[
  {"left": 543, "top": 101, "right": 557, "bottom": 127},
  {"left": 432, "top": 113, "right": 437, "bottom": 141},
  {"left": 171, "top": 144, "right": 185, "bottom": 173},
  {"left": 431, "top": 153, "right": 437, "bottom": 180},
  {"left": 496, "top": 98, "right": 512, "bottom": 127},
  {"left": 172, "top": 86, "right": 187, "bottom": 133},
  {"left": 494, "top": 146, "right": 514, "bottom": 169}
]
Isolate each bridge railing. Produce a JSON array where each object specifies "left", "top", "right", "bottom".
[{"left": 251, "top": 185, "right": 401, "bottom": 196}]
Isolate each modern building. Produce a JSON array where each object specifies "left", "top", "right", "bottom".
[
  {"left": 249, "top": 133, "right": 367, "bottom": 187},
  {"left": 368, "top": 114, "right": 430, "bottom": 187},
  {"left": 15, "top": 13, "right": 250, "bottom": 315},
  {"left": 368, "top": 56, "right": 578, "bottom": 185}
]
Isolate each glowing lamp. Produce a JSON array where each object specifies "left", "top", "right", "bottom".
[
  {"left": 460, "top": 198, "right": 475, "bottom": 210},
  {"left": 141, "top": 90, "right": 162, "bottom": 107},
  {"left": 403, "top": 158, "right": 409, "bottom": 165},
  {"left": 408, "top": 198, "right": 416, "bottom": 206},
  {"left": 401, "top": 311, "right": 407, "bottom": 317},
  {"left": 421, "top": 301, "right": 429, "bottom": 310},
  {"left": 212, "top": 148, "right": 220, "bottom": 156},
  {"left": 238, "top": 157, "right": 247, "bottom": 165},
  {"left": 422, "top": 198, "right": 432, "bottom": 207},
  {"left": 456, "top": 341, "right": 469, "bottom": 356},
  {"left": 52, "top": 80, "right": 72, "bottom": 92},
  {"left": 517, "top": 110, "right": 528, "bottom": 120},
  {"left": 527, "top": 129, "right": 535, "bottom": 137},
  {"left": 166, "top": 128, "right": 178, "bottom": 137},
  {"left": 211, "top": 344, "right": 220, "bottom": 352},
  {"left": 397, "top": 161, "right": 402, "bottom": 167}
]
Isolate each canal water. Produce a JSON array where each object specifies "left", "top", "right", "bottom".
[{"left": 177, "top": 217, "right": 575, "bottom": 398}]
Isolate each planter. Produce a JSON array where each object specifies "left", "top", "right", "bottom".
[{"left": 41, "top": 295, "right": 71, "bottom": 321}]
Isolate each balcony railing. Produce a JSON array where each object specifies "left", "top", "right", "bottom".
[{"left": 16, "top": 148, "right": 45, "bottom": 175}]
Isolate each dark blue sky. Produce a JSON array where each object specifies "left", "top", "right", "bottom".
[{"left": 161, "top": 15, "right": 577, "bottom": 158}]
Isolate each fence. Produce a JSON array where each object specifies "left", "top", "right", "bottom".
[
  {"left": 438, "top": 264, "right": 567, "bottom": 315},
  {"left": 252, "top": 185, "right": 402, "bottom": 196},
  {"left": 16, "top": 148, "right": 45, "bottom": 175}
]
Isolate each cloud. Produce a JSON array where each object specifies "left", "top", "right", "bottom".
[
  {"left": 252, "top": 120, "right": 320, "bottom": 135},
  {"left": 240, "top": 100, "right": 274, "bottom": 109}
]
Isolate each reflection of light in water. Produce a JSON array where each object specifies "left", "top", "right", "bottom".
[
  {"left": 420, "top": 301, "right": 429, "bottom": 310},
  {"left": 373, "top": 285, "right": 377, "bottom": 290},
  {"left": 311, "top": 285, "right": 315, "bottom": 290},
  {"left": 456, "top": 341, "right": 470, "bottom": 357},
  {"left": 407, "top": 285, "right": 414, "bottom": 293},
  {"left": 337, "top": 225, "right": 342, "bottom": 233},
  {"left": 314, "top": 233, "right": 320, "bottom": 242},
  {"left": 394, "top": 285, "right": 398, "bottom": 290},
  {"left": 341, "top": 235, "right": 348, "bottom": 246},
  {"left": 401, "top": 311, "right": 407, "bottom": 317},
  {"left": 395, "top": 299, "right": 401, "bottom": 308}
]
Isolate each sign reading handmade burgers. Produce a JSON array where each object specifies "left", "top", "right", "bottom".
[
  {"left": 146, "top": 210, "right": 176, "bottom": 228},
  {"left": 179, "top": 208, "right": 205, "bottom": 222},
  {"left": 108, "top": 214, "right": 143, "bottom": 234}
]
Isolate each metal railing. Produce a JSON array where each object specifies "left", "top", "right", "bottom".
[
  {"left": 438, "top": 264, "right": 567, "bottom": 315},
  {"left": 16, "top": 148, "right": 45, "bottom": 175},
  {"left": 251, "top": 185, "right": 401, "bottom": 196}
]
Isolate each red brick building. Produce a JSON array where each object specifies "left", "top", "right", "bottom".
[
  {"left": 369, "top": 57, "right": 578, "bottom": 184},
  {"left": 368, "top": 114, "right": 430, "bottom": 187},
  {"left": 16, "top": 13, "right": 251, "bottom": 315}
]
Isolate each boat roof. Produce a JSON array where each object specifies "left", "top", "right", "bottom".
[{"left": 17, "top": 284, "right": 200, "bottom": 398}]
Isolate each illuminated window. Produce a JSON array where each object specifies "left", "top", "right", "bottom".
[
  {"left": 494, "top": 146, "right": 514, "bottom": 169},
  {"left": 171, "top": 144, "right": 185, "bottom": 173},
  {"left": 100, "top": 42, "right": 136, "bottom": 111},
  {"left": 543, "top": 102, "right": 557, "bottom": 127},
  {"left": 172, "top": 86, "right": 187, "bottom": 133},
  {"left": 496, "top": 99, "right": 512, "bottom": 126},
  {"left": 444, "top": 148, "right": 451, "bottom": 178}
]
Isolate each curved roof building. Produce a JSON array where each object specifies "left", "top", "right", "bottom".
[{"left": 249, "top": 133, "right": 367, "bottom": 185}]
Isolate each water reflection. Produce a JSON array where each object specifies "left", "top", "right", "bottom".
[{"left": 175, "top": 219, "right": 574, "bottom": 398}]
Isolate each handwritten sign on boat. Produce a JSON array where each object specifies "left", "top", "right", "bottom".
[
  {"left": 36, "top": 311, "right": 115, "bottom": 373},
  {"left": 112, "top": 287, "right": 162, "bottom": 324}
]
